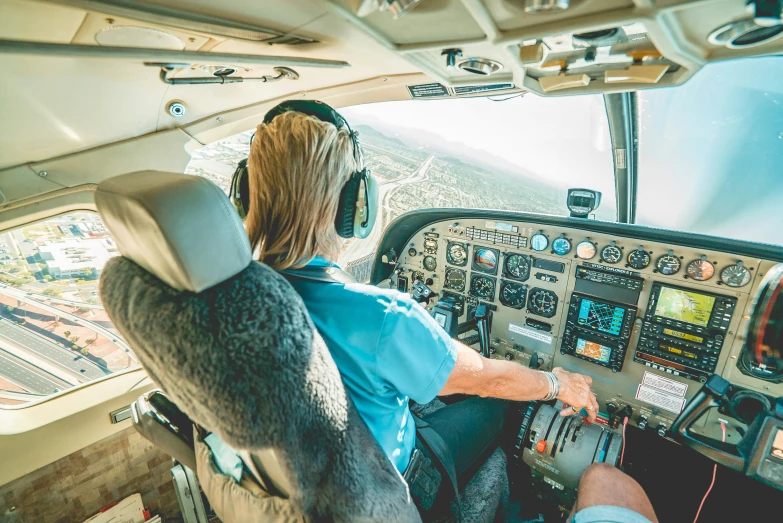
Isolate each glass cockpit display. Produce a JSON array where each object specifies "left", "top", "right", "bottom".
[
  {"left": 577, "top": 298, "right": 626, "bottom": 336},
  {"left": 653, "top": 286, "right": 716, "bottom": 328},
  {"left": 575, "top": 339, "right": 612, "bottom": 365}
]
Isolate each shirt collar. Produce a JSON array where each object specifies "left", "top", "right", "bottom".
[{"left": 306, "top": 256, "right": 341, "bottom": 269}]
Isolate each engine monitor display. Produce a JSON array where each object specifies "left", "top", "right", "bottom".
[
  {"left": 575, "top": 339, "right": 612, "bottom": 365},
  {"left": 577, "top": 298, "right": 626, "bottom": 336},
  {"left": 653, "top": 286, "right": 716, "bottom": 328}
]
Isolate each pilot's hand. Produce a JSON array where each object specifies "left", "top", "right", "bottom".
[{"left": 552, "top": 367, "right": 599, "bottom": 423}]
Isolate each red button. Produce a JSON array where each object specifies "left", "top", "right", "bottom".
[{"left": 535, "top": 440, "right": 547, "bottom": 454}]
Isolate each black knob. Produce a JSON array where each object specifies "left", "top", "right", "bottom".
[
  {"left": 505, "top": 353, "right": 514, "bottom": 361},
  {"left": 657, "top": 423, "right": 667, "bottom": 437}
]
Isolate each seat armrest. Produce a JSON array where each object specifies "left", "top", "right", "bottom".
[{"left": 131, "top": 390, "right": 198, "bottom": 472}]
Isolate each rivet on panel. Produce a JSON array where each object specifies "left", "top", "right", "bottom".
[{"left": 38, "top": 171, "right": 47, "bottom": 177}]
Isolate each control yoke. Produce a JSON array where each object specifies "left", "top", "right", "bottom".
[{"left": 671, "top": 374, "right": 783, "bottom": 491}]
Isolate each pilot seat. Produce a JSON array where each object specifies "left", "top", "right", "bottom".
[{"left": 95, "top": 171, "right": 509, "bottom": 522}]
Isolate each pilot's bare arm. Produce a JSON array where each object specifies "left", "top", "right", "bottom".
[{"left": 439, "top": 341, "right": 599, "bottom": 422}]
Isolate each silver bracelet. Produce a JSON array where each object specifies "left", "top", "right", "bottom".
[{"left": 541, "top": 371, "right": 560, "bottom": 401}]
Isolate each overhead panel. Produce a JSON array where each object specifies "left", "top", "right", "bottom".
[
  {"left": 331, "top": 0, "right": 487, "bottom": 44},
  {"left": 483, "top": 0, "right": 636, "bottom": 33}
]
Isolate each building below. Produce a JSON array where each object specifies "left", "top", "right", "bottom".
[{"left": 38, "top": 238, "right": 119, "bottom": 279}]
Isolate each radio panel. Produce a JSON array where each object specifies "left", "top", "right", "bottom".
[{"left": 635, "top": 282, "right": 737, "bottom": 382}]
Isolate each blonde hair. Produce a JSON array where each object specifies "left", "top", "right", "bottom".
[{"left": 245, "top": 110, "right": 359, "bottom": 270}]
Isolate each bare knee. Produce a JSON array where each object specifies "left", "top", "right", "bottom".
[{"left": 574, "top": 464, "right": 658, "bottom": 523}]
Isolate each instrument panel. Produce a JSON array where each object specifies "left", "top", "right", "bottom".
[{"left": 391, "top": 217, "right": 783, "bottom": 442}]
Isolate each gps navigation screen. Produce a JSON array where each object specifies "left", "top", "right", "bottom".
[
  {"left": 575, "top": 339, "right": 612, "bottom": 364},
  {"left": 654, "top": 286, "right": 716, "bottom": 327},
  {"left": 577, "top": 298, "right": 626, "bottom": 336}
]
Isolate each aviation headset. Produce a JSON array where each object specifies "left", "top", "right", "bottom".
[{"left": 229, "top": 99, "right": 378, "bottom": 239}]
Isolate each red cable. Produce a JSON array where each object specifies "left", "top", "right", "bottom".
[
  {"left": 620, "top": 417, "right": 628, "bottom": 466},
  {"left": 693, "top": 422, "right": 727, "bottom": 523}
]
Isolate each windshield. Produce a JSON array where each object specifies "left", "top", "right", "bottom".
[
  {"left": 341, "top": 95, "right": 616, "bottom": 224},
  {"left": 637, "top": 57, "right": 783, "bottom": 246}
]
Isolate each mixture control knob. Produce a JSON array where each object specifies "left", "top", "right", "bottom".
[
  {"left": 657, "top": 423, "right": 668, "bottom": 437},
  {"left": 638, "top": 416, "right": 648, "bottom": 430},
  {"left": 505, "top": 352, "right": 514, "bottom": 361}
]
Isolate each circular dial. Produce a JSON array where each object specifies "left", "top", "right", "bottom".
[
  {"left": 600, "top": 245, "right": 622, "bottom": 264},
  {"left": 444, "top": 268, "right": 466, "bottom": 291},
  {"left": 527, "top": 288, "right": 558, "bottom": 318},
  {"left": 686, "top": 259, "right": 715, "bottom": 281},
  {"left": 721, "top": 264, "right": 752, "bottom": 287},
  {"left": 473, "top": 248, "right": 499, "bottom": 274},
  {"left": 530, "top": 233, "right": 549, "bottom": 252},
  {"left": 423, "top": 256, "right": 437, "bottom": 272},
  {"left": 469, "top": 275, "right": 495, "bottom": 300},
  {"left": 552, "top": 237, "right": 572, "bottom": 256},
  {"left": 407, "top": 247, "right": 417, "bottom": 257},
  {"left": 446, "top": 242, "right": 467, "bottom": 266},
  {"left": 627, "top": 249, "right": 651, "bottom": 269},
  {"left": 576, "top": 241, "right": 597, "bottom": 260},
  {"left": 500, "top": 282, "right": 527, "bottom": 309},
  {"left": 656, "top": 254, "right": 682, "bottom": 275},
  {"left": 504, "top": 253, "right": 530, "bottom": 281}
]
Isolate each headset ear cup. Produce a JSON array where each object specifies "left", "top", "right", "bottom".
[
  {"left": 335, "top": 171, "right": 361, "bottom": 239},
  {"left": 354, "top": 172, "right": 378, "bottom": 239},
  {"left": 230, "top": 159, "right": 251, "bottom": 219}
]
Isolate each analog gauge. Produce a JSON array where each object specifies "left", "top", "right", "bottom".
[
  {"left": 504, "top": 253, "right": 531, "bottom": 281},
  {"left": 500, "top": 282, "right": 527, "bottom": 309},
  {"left": 441, "top": 291, "right": 465, "bottom": 316},
  {"left": 527, "top": 288, "right": 558, "bottom": 318},
  {"left": 444, "top": 268, "right": 466, "bottom": 292},
  {"left": 601, "top": 245, "right": 622, "bottom": 264},
  {"left": 530, "top": 233, "right": 549, "bottom": 252},
  {"left": 469, "top": 275, "right": 496, "bottom": 301},
  {"left": 446, "top": 242, "right": 468, "bottom": 266},
  {"left": 686, "top": 259, "right": 715, "bottom": 281},
  {"left": 627, "top": 249, "right": 651, "bottom": 269},
  {"left": 423, "top": 256, "right": 437, "bottom": 272},
  {"left": 656, "top": 254, "right": 682, "bottom": 275},
  {"left": 552, "top": 237, "right": 572, "bottom": 256},
  {"left": 473, "top": 247, "right": 499, "bottom": 274},
  {"left": 407, "top": 247, "right": 417, "bottom": 257},
  {"left": 576, "top": 241, "right": 597, "bottom": 260},
  {"left": 424, "top": 238, "right": 438, "bottom": 253},
  {"left": 721, "top": 263, "right": 752, "bottom": 288}
]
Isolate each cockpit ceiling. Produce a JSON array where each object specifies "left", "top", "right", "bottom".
[{"left": 1, "top": 0, "right": 782, "bottom": 171}]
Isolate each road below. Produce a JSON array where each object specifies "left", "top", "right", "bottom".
[
  {"left": 0, "top": 286, "right": 134, "bottom": 361},
  {"left": 0, "top": 349, "right": 68, "bottom": 395},
  {"left": 0, "top": 318, "right": 108, "bottom": 380},
  {"left": 339, "top": 155, "right": 434, "bottom": 265}
]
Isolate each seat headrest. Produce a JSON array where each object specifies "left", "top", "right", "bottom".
[{"left": 95, "top": 171, "right": 252, "bottom": 292}]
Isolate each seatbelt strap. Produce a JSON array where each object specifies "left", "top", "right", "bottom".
[
  {"left": 279, "top": 265, "right": 357, "bottom": 285},
  {"left": 413, "top": 416, "right": 459, "bottom": 501}
]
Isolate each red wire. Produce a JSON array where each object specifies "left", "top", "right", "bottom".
[
  {"left": 620, "top": 417, "right": 628, "bottom": 466},
  {"left": 693, "top": 422, "right": 727, "bottom": 523}
]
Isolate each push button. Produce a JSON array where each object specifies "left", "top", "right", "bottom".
[{"left": 536, "top": 440, "right": 547, "bottom": 454}]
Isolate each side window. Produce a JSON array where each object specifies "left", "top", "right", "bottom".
[{"left": 0, "top": 213, "right": 134, "bottom": 407}]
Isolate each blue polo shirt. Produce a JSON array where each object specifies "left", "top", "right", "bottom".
[{"left": 287, "top": 257, "right": 458, "bottom": 472}]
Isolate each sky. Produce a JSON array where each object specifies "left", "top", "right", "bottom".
[
  {"left": 340, "top": 93, "right": 615, "bottom": 196},
  {"left": 341, "top": 57, "right": 783, "bottom": 246}
]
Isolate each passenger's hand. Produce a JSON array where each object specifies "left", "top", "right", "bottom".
[{"left": 552, "top": 367, "right": 599, "bottom": 423}]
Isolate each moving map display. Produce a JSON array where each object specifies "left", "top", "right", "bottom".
[
  {"left": 575, "top": 339, "right": 612, "bottom": 364},
  {"left": 577, "top": 298, "right": 626, "bottom": 336},
  {"left": 654, "top": 286, "right": 716, "bottom": 327}
]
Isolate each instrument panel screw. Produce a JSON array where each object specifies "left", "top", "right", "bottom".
[
  {"left": 216, "top": 117, "right": 222, "bottom": 122},
  {"left": 38, "top": 171, "right": 47, "bottom": 177}
]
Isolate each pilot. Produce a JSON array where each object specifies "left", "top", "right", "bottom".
[{"left": 242, "top": 100, "right": 600, "bottom": 512}]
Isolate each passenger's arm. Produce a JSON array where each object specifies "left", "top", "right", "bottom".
[{"left": 439, "top": 341, "right": 600, "bottom": 422}]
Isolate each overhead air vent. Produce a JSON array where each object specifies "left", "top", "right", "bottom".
[
  {"left": 458, "top": 58, "right": 503, "bottom": 76},
  {"left": 95, "top": 26, "right": 184, "bottom": 50},
  {"left": 708, "top": 19, "right": 783, "bottom": 48}
]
